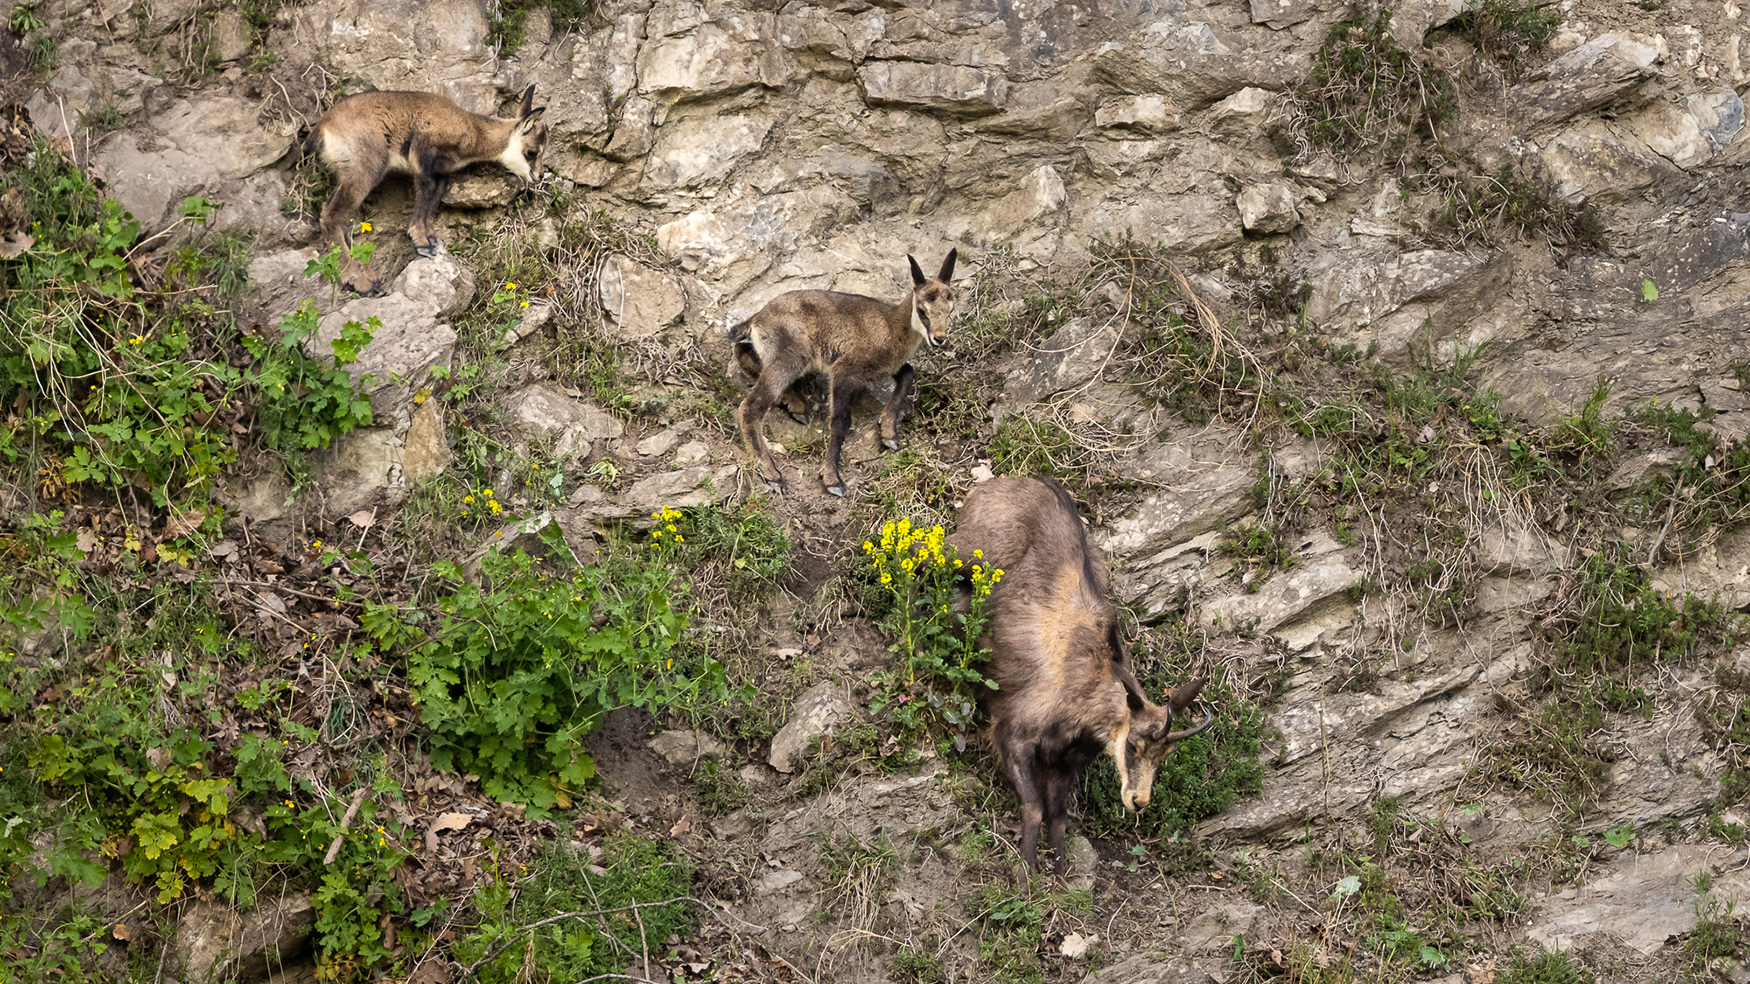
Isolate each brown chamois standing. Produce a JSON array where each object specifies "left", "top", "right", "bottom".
[
  {"left": 951, "top": 475, "right": 1214, "bottom": 875},
  {"left": 303, "top": 85, "right": 550, "bottom": 295},
  {"left": 729, "top": 249, "right": 958, "bottom": 496}
]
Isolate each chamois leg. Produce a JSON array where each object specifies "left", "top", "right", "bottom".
[
  {"left": 409, "top": 167, "right": 449, "bottom": 256},
  {"left": 738, "top": 355, "right": 805, "bottom": 494},
  {"left": 319, "top": 175, "right": 383, "bottom": 296},
  {"left": 999, "top": 752, "right": 1047, "bottom": 872},
  {"left": 822, "top": 376, "right": 865, "bottom": 497},
  {"left": 880, "top": 362, "right": 915, "bottom": 451},
  {"left": 1042, "top": 767, "right": 1073, "bottom": 877}
]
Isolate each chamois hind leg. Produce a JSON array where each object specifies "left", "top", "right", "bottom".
[
  {"left": 738, "top": 352, "right": 807, "bottom": 494},
  {"left": 880, "top": 362, "right": 915, "bottom": 451},
  {"left": 409, "top": 165, "right": 449, "bottom": 257},
  {"left": 822, "top": 375, "right": 866, "bottom": 497},
  {"left": 319, "top": 173, "right": 384, "bottom": 296}
]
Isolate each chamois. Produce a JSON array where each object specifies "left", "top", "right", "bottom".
[
  {"left": 952, "top": 475, "right": 1214, "bottom": 875},
  {"left": 303, "top": 85, "right": 550, "bottom": 295},
  {"left": 730, "top": 249, "right": 958, "bottom": 496}
]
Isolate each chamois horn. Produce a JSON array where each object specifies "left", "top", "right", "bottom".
[{"left": 1165, "top": 706, "right": 1216, "bottom": 744}]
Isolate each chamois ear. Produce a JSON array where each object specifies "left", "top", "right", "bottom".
[
  {"left": 1169, "top": 678, "right": 1205, "bottom": 713},
  {"left": 518, "top": 84, "right": 537, "bottom": 119},
  {"left": 937, "top": 247, "right": 958, "bottom": 284},
  {"left": 908, "top": 254, "right": 926, "bottom": 286},
  {"left": 518, "top": 108, "right": 546, "bottom": 133}
]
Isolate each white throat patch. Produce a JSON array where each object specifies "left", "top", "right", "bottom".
[{"left": 911, "top": 299, "right": 929, "bottom": 344}]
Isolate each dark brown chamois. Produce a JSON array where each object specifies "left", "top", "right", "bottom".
[
  {"left": 729, "top": 249, "right": 957, "bottom": 497},
  {"left": 304, "top": 85, "right": 549, "bottom": 295},
  {"left": 952, "top": 475, "right": 1213, "bottom": 874}
]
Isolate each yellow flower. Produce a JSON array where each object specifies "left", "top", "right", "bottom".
[
  {"left": 862, "top": 541, "right": 873, "bottom": 553},
  {"left": 974, "top": 549, "right": 983, "bottom": 559},
  {"left": 505, "top": 282, "right": 517, "bottom": 290},
  {"left": 673, "top": 534, "right": 684, "bottom": 543},
  {"left": 880, "top": 573, "right": 892, "bottom": 584},
  {"left": 360, "top": 221, "right": 372, "bottom": 232}
]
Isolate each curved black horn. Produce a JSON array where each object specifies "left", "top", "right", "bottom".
[{"left": 1164, "top": 706, "right": 1215, "bottom": 743}]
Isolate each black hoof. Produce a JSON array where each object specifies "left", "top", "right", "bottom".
[
  {"left": 882, "top": 438, "right": 899, "bottom": 451},
  {"left": 782, "top": 407, "right": 810, "bottom": 426},
  {"left": 415, "top": 243, "right": 437, "bottom": 258},
  {"left": 825, "top": 483, "right": 845, "bottom": 498},
  {"left": 766, "top": 479, "right": 787, "bottom": 495},
  {"left": 345, "top": 283, "right": 383, "bottom": 298}
]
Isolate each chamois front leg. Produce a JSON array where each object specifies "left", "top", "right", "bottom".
[
  {"left": 822, "top": 376, "right": 865, "bottom": 497},
  {"left": 319, "top": 175, "right": 383, "bottom": 297},
  {"left": 1000, "top": 753, "right": 1047, "bottom": 872},
  {"left": 880, "top": 362, "right": 915, "bottom": 451},
  {"left": 1042, "top": 766, "right": 1073, "bottom": 877},
  {"left": 409, "top": 165, "right": 450, "bottom": 257}
]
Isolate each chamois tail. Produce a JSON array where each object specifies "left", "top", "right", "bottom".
[
  {"left": 727, "top": 319, "right": 763, "bottom": 380},
  {"left": 294, "top": 127, "right": 323, "bottom": 165}
]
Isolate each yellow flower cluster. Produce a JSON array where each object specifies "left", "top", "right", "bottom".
[
  {"left": 863, "top": 518, "right": 952, "bottom": 583},
  {"left": 461, "top": 488, "right": 502, "bottom": 518},
  {"left": 863, "top": 518, "right": 1004, "bottom": 595},
  {"left": 650, "top": 506, "right": 685, "bottom": 545}
]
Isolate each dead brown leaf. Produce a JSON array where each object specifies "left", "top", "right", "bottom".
[
  {"left": 425, "top": 812, "right": 473, "bottom": 854},
  {"left": 165, "top": 507, "right": 206, "bottom": 539}
]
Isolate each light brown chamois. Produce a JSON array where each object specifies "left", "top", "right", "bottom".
[
  {"left": 730, "top": 249, "right": 958, "bottom": 496},
  {"left": 303, "top": 85, "right": 549, "bottom": 294},
  {"left": 952, "top": 475, "right": 1214, "bottom": 875}
]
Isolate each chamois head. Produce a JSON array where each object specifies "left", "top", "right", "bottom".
[
  {"left": 1116, "top": 676, "right": 1213, "bottom": 812},
  {"left": 906, "top": 248, "right": 958, "bottom": 349},
  {"left": 497, "top": 84, "right": 550, "bottom": 184}
]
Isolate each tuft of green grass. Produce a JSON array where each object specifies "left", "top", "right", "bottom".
[
  {"left": 460, "top": 833, "right": 697, "bottom": 984},
  {"left": 1496, "top": 948, "right": 1597, "bottom": 984}
]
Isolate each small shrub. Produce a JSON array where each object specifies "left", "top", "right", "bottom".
[
  {"left": 489, "top": 0, "right": 598, "bottom": 54},
  {"left": 1300, "top": 4, "right": 1458, "bottom": 156},
  {"left": 1450, "top": 0, "right": 1560, "bottom": 71}
]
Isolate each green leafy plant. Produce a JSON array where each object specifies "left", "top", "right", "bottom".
[
  {"left": 246, "top": 298, "right": 377, "bottom": 458},
  {"left": 382, "top": 531, "right": 731, "bottom": 810},
  {"left": 863, "top": 518, "right": 1000, "bottom": 750}
]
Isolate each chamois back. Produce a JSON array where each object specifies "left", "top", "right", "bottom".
[{"left": 953, "top": 475, "right": 1211, "bottom": 874}]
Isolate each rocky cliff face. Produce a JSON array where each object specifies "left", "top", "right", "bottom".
[{"left": 17, "top": 0, "right": 1750, "bottom": 980}]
